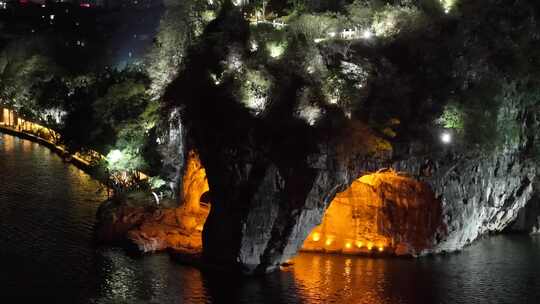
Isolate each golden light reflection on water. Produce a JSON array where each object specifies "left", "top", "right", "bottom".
[
  {"left": 1, "top": 134, "right": 15, "bottom": 152},
  {"left": 289, "top": 253, "right": 403, "bottom": 304},
  {"left": 21, "top": 139, "right": 32, "bottom": 153}
]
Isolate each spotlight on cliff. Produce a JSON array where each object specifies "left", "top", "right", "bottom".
[{"left": 440, "top": 132, "right": 452, "bottom": 144}]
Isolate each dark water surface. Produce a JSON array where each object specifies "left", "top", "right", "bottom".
[{"left": 1, "top": 133, "right": 540, "bottom": 303}]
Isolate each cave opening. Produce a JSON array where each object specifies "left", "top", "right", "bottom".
[
  {"left": 173, "top": 155, "right": 443, "bottom": 259},
  {"left": 301, "top": 171, "right": 443, "bottom": 256}
]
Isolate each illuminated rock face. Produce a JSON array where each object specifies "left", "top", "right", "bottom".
[
  {"left": 182, "top": 151, "right": 210, "bottom": 213},
  {"left": 199, "top": 151, "right": 369, "bottom": 274},
  {"left": 126, "top": 151, "right": 210, "bottom": 252},
  {"left": 302, "top": 172, "right": 443, "bottom": 256},
  {"left": 194, "top": 149, "right": 538, "bottom": 271},
  {"left": 393, "top": 94, "right": 540, "bottom": 253},
  {"left": 95, "top": 151, "right": 210, "bottom": 253},
  {"left": 156, "top": 108, "right": 186, "bottom": 199},
  {"left": 157, "top": 5, "right": 540, "bottom": 273},
  {"left": 400, "top": 153, "right": 538, "bottom": 253}
]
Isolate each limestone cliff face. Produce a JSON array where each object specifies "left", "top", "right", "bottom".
[
  {"left": 152, "top": 6, "right": 540, "bottom": 274},
  {"left": 395, "top": 95, "right": 540, "bottom": 253},
  {"left": 397, "top": 152, "right": 537, "bottom": 254},
  {"left": 156, "top": 108, "right": 185, "bottom": 199},
  {"left": 160, "top": 8, "right": 395, "bottom": 273},
  {"left": 434, "top": 154, "right": 537, "bottom": 252},
  {"left": 199, "top": 140, "right": 386, "bottom": 273},
  {"left": 184, "top": 95, "right": 540, "bottom": 272},
  {"left": 150, "top": 86, "right": 540, "bottom": 274},
  {"left": 95, "top": 152, "right": 209, "bottom": 254}
]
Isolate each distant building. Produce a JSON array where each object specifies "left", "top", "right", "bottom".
[{"left": 0, "top": 108, "right": 16, "bottom": 127}]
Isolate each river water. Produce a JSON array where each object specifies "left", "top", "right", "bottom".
[{"left": 1, "top": 133, "right": 539, "bottom": 303}]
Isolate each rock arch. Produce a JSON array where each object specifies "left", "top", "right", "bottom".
[{"left": 302, "top": 171, "right": 443, "bottom": 256}]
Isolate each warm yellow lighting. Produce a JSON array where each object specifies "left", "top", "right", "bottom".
[
  {"left": 312, "top": 232, "right": 321, "bottom": 242},
  {"left": 300, "top": 170, "right": 440, "bottom": 256}
]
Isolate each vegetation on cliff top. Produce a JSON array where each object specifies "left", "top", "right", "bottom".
[{"left": 1, "top": 0, "right": 540, "bottom": 191}]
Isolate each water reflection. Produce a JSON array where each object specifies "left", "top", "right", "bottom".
[
  {"left": 291, "top": 254, "right": 391, "bottom": 304},
  {"left": 0, "top": 133, "right": 15, "bottom": 152}
]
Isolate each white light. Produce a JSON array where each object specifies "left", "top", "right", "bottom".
[
  {"left": 249, "top": 40, "right": 258, "bottom": 52},
  {"left": 267, "top": 43, "right": 284, "bottom": 58},
  {"left": 439, "top": 0, "right": 454, "bottom": 14},
  {"left": 151, "top": 192, "right": 160, "bottom": 205},
  {"left": 362, "top": 29, "right": 373, "bottom": 39},
  {"left": 441, "top": 132, "right": 452, "bottom": 144},
  {"left": 210, "top": 73, "right": 221, "bottom": 85},
  {"left": 328, "top": 32, "right": 336, "bottom": 38},
  {"left": 107, "top": 149, "right": 123, "bottom": 163}
]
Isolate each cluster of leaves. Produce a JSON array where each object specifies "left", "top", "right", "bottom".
[{"left": 175, "top": 0, "right": 540, "bottom": 159}]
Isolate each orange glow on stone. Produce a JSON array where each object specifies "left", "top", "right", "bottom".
[
  {"left": 312, "top": 232, "right": 321, "bottom": 241},
  {"left": 125, "top": 151, "right": 211, "bottom": 253},
  {"left": 301, "top": 170, "right": 442, "bottom": 256}
]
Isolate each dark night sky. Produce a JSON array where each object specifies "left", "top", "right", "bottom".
[{"left": 0, "top": 0, "right": 164, "bottom": 69}]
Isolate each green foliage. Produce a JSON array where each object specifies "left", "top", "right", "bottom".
[
  {"left": 145, "top": 0, "right": 208, "bottom": 99},
  {"left": 346, "top": 0, "right": 375, "bottom": 28},
  {"left": 148, "top": 176, "right": 167, "bottom": 191},
  {"left": 371, "top": 3, "right": 428, "bottom": 38},
  {"left": 238, "top": 68, "right": 272, "bottom": 114},
  {"left": 437, "top": 103, "right": 464, "bottom": 131},
  {"left": 106, "top": 123, "right": 147, "bottom": 172},
  {"left": 494, "top": 79, "right": 540, "bottom": 155},
  {"left": 58, "top": 68, "right": 152, "bottom": 156},
  {"left": 287, "top": 12, "right": 343, "bottom": 40},
  {"left": 0, "top": 38, "right": 60, "bottom": 117},
  {"left": 287, "top": 0, "right": 307, "bottom": 13}
]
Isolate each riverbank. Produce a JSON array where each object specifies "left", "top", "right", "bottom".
[
  {"left": 0, "top": 123, "right": 196, "bottom": 256},
  {"left": 0, "top": 124, "right": 94, "bottom": 172}
]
